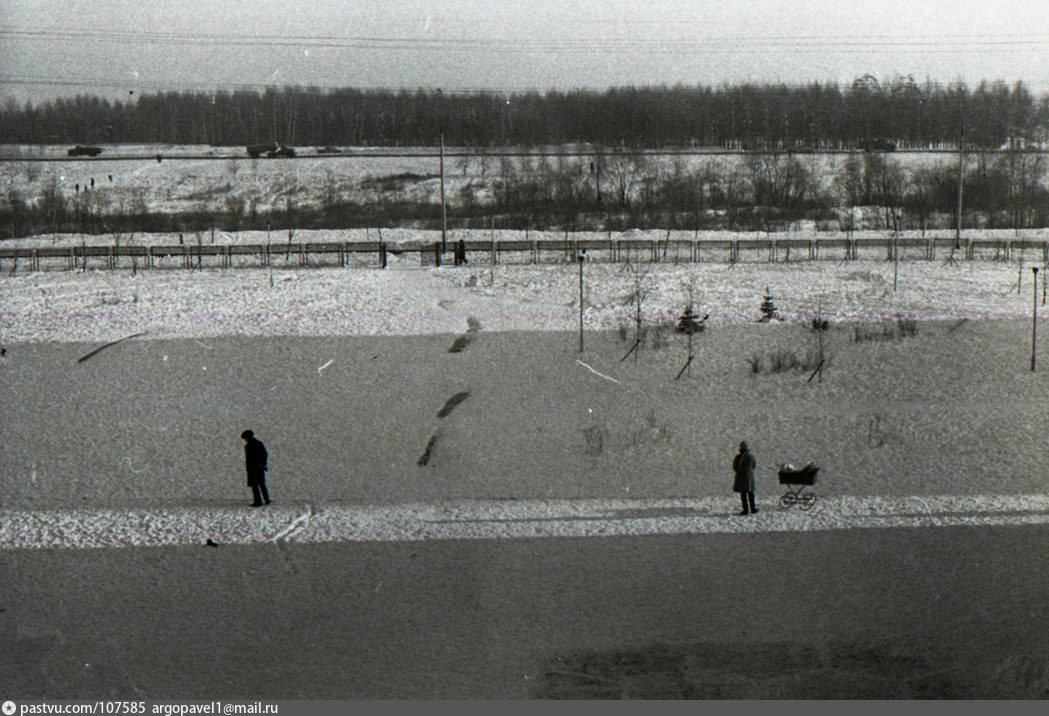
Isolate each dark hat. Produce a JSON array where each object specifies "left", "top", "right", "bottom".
[
  {"left": 739, "top": 441, "right": 748, "bottom": 451},
  {"left": 241, "top": 430, "right": 254, "bottom": 440}
]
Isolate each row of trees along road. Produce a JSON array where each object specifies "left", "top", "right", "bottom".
[
  {"left": 2, "top": 75, "right": 1047, "bottom": 149},
  {"left": 5, "top": 144, "right": 1047, "bottom": 238}
]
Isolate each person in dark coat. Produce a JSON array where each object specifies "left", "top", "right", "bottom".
[
  {"left": 732, "top": 441, "right": 758, "bottom": 515},
  {"left": 454, "top": 238, "right": 468, "bottom": 266},
  {"left": 241, "top": 430, "right": 270, "bottom": 507}
]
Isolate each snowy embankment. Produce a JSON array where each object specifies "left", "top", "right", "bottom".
[
  {"left": 1, "top": 252, "right": 1042, "bottom": 343},
  {"left": 5, "top": 493, "right": 1049, "bottom": 549}
]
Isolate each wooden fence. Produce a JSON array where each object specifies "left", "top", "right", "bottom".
[{"left": 1, "top": 236, "right": 1046, "bottom": 273}]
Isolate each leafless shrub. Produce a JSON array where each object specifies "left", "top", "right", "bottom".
[
  {"left": 896, "top": 316, "right": 918, "bottom": 338},
  {"left": 852, "top": 316, "right": 919, "bottom": 343},
  {"left": 629, "top": 411, "right": 673, "bottom": 447},
  {"left": 750, "top": 349, "right": 822, "bottom": 374},
  {"left": 583, "top": 425, "right": 607, "bottom": 455},
  {"left": 649, "top": 320, "right": 675, "bottom": 350},
  {"left": 869, "top": 415, "right": 887, "bottom": 447}
]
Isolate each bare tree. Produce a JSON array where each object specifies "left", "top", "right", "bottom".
[
  {"left": 867, "top": 153, "right": 906, "bottom": 230},
  {"left": 606, "top": 149, "right": 650, "bottom": 206},
  {"left": 674, "top": 276, "right": 707, "bottom": 379},
  {"left": 906, "top": 166, "right": 938, "bottom": 236},
  {"left": 743, "top": 152, "right": 812, "bottom": 206},
  {"left": 621, "top": 264, "right": 651, "bottom": 362},
  {"left": 807, "top": 298, "right": 830, "bottom": 383}
]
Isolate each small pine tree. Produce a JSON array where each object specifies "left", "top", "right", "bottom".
[
  {"left": 759, "top": 286, "right": 778, "bottom": 322},
  {"left": 676, "top": 306, "right": 707, "bottom": 334}
]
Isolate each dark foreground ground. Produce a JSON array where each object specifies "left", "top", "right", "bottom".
[{"left": 3, "top": 525, "right": 1049, "bottom": 699}]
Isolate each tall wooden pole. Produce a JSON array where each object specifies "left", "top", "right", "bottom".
[
  {"left": 955, "top": 119, "right": 965, "bottom": 250},
  {"left": 578, "top": 250, "right": 585, "bottom": 352},
  {"left": 1032, "top": 267, "right": 1038, "bottom": 372},
  {"left": 440, "top": 133, "right": 447, "bottom": 254}
]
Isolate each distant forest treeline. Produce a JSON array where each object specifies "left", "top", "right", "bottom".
[{"left": 2, "top": 76, "right": 1049, "bottom": 149}]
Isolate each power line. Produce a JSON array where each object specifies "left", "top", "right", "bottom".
[{"left": 2, "top": 27, "right": 1048, "bottom": 54}]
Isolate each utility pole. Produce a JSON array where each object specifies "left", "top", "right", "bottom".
[
  {"left": 955, "top": 118, "right": 965, "bottom": 251},
  {"left": 440, "top": 132, "right": 447, "bottom": 254},
  {"left": 578, "top": 249, "right": 586, "bottom": 352},
  {"left": 438, "top": 88, "right": 447, "bottom": 255},
  {"left": 1032, "top": 267, "right": 1038, "bottom": 372}
]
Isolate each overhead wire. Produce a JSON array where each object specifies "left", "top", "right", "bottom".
[
  {"left": 2, "top": 26, "right": 1048, "bottom": 52},
  {"left": 2, "top": 25, "right": 1046, "bottom": 94}
]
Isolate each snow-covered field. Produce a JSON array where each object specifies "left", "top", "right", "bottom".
[
  {"left": 1, "top": 248, "right": 1045, "bottom": 342},
  {"left": 3, "top": 251, "right": 1049, "bottom": 510},
  {"left": 3, "top": 234, "right": 1049, "bottom": 543},
  {"left": 0, "top": 144, "right": 990, "bottom": 217}
]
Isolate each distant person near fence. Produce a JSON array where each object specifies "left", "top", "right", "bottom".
[
  {"left": 732, "top": 441, "right": 758, "bottom": 516},
  {"left": 241, "top": 430, "right": 270, "bottom": 507}
]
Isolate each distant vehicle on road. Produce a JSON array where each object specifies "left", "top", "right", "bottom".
[
  {"left": 246, "top": 142, "right": 277, "bottom": 158},
  {"left": 67, "top": 145, "right": 103, "bottom": 157},
  {"left": 245, "top": 143, "right": 295, "bottom": 158},
  {"left": 859, "top": 139, "right": 897, "bottom": 152}
]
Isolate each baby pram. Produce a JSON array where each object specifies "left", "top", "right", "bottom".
[{"left": 778, "top": 463, "right": 819, "bottom": 510}]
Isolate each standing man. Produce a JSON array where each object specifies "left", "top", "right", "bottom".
[
  {"left": 241, "top": 430, "right": 270, "bottom": 507},
  {"left": 732, "top": 441, "right": 758, "bottom": 516},
  {"left": 454, "top": 238, "right": 468, "bottom": 266}
]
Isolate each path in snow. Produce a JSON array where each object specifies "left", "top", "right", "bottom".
[{"left": 4, "top": 493, "right": 1049, "bottom": 549}]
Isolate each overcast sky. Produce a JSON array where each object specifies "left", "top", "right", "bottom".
[{"left": 2, "top": 0, "right": 1048, "bottom": 104}]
